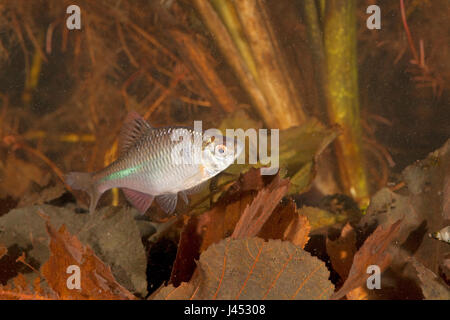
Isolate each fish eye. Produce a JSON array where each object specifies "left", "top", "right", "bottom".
[{"left": 216, "top": 145, "right": 226, "bottom": 155}]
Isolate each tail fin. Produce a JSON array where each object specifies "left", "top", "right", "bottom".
[{"left": 65, "top": 172, "right": 101, "bottom": 213}]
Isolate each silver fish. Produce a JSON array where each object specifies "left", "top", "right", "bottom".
[{"left": 66, "top": 111, "right": 243, "bottom": 214}]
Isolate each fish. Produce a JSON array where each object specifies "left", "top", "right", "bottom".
[{"left": 65, "top": 111, "right": 244, "bottom": 214}]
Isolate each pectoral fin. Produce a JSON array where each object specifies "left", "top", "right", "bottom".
[
  {"left": 156, "top": 193, "right": 178, "bottom": 214},
  {"left": 122, "top": 188, "right": 154, "bottom": 214}
]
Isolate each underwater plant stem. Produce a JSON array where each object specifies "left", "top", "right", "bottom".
[
  {"left": 318, "top": 0, "right": 326, "bottom": 21},
  {"left": 209, "top": 0, "right": 258, "bottom": 80},
  {"left": 194, "top": 0, "right": 306, "bottom": 129},
  {"left": 233, "top": 0, "right": 306, "bottom": 128},
  {"left": 192, "top": 0, "right": 272, "bottom": 124},
  {"left": 323, "top": 0, "right": 369, "bottom": 204},
  {"left": 302, "top": 0, "right": 327, "bottom": 116}
]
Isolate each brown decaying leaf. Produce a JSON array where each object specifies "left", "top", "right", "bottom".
[
  {"left": 0, "top": 273, "right": 56, "bottom": 300},
  {"left": 237, "top": 166, "right": 266, "bottom": 192},
  {"left": 199, "top": 168, "right": 266, "bottom": 252},
  {"left": 440, "top": 258, "right": 450, "bottom": 285},
  {"left": 198, "top": 194, "right": 254, "bottom": 253},
  {"left": 0, "top": 245, "right": 6, "bottom": 260},
  {"left": 410, "top": 258, "right": 450, "bottom": 300},
  {"left": 169, "top": 192, "right": 252, "bottom": 286},
  {"left": 41, "top": 221, "right": 135, "bottom": 300},
  {"left": 0, "top": 205, "right": 148, "bottom": 296},
  {"left": 170, "top": 215, "right": 203, "bottom": 287},
  {"left": 170, "top": 168, "right": 267, "bottom": 285},
  {"left": 258, "top": 199, "right": 310, "bottom": 249},
  {"left": 361, "top": 140, "right": 450, "bottom": 275},
  {"left": 345, "top": 287, "right": 369, "bottom": 300},
  {"left": 153, "top": 237, "right": 334, "bottom": 300},
  {"left": 170, "top": 169, "right": 311, "bottom": 286},
  {"left": 231, "top": 174, "right": 289, "bottom": 239},
  {"left": 332, "top": 219, "right": 403, "bottom": 300},
  {"left": 283, "top": 214, "right": 310, "bottom": 248},
  {"left": 326, "top": 223, "right": 357, "bottom": 280}
]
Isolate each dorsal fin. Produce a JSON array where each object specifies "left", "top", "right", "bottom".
[{"left": 119, "top": 111, "right": 152, "bottom": 155}]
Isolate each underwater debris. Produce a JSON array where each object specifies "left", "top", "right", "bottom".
[{"left": 429, "top": 226, "right": 450, "bottom": 244}]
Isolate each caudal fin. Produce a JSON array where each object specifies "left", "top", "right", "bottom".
[{"left": 65, "top": 172, "right": 101, "bottom": 213}]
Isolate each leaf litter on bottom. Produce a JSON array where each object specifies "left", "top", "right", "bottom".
[{"left": 152, "top": 237, "right": 334, "bottom": 300}]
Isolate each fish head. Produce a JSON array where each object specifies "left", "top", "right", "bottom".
[{"left": 201, "top": 133, "right": 244, "bottom": 175}]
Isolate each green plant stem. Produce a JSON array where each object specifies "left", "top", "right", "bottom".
[{"left": 323, "top": 0, "right": 369, "bottom": 204}]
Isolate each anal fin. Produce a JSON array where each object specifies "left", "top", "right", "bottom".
[
  {"left": 156, "top": 193, "right": 178, "bottom": 214},
  {"left": 122, "top": 188, "right": 154, "bottom": 214}
]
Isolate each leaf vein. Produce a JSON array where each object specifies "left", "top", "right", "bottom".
[{"left": 236, "top": 240, "right": 265, "bottom": 299}]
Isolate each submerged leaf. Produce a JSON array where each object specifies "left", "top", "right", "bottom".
[
  {"left": 288, "top": 161, "right": 315, "bottom": 195},
  {"left": 170, "top": 169, "right": 263, "bottom": 286},
  {"left": 282, "top": 214, "right": 310, "bottom": 248},
  {"left": 439, "top": 258, "right": 450, "bottom": 285},
  {"left": 231, "top": 175, "right": 289, "bottom": 239},
  {"left": 0, "top": 245, "right": 6, "bottom": 260},
  {"left": 0, "top": 273, "right": 56, "bottom": 300},
  {"left": 277, "top": 119, "right": 338, "bottom": 194},
  {"left": 361, "top": 139, "right": 450, "bottom": 274},
  {"left": 345, "top": 287, "right": 369, "bottom": 300},
  {"left": 326, "top": 223, "right": 357, "bottom": 280},
  {"left": 154, "top": 237, "right": 333, "bottom": 300},
  {"left": 258, "top": 199, "right": 310, "bottom": 249},
  {"left": 332, "top": 220, "right": 403, "bottom": 300},
  {"left": 0, "top": 205, "right": 147, "bottom": 296},
  {"left": 170, "top": 169, "right": 311, "bottom": 286},
  {"left": 41, "top": 221, "right": 135, "bottom": 300},
  {"left": 298, "top": 206, "right": 347, "bottom": 231},
  {"left": 201, "top": 169, "right": 267, "bottom": 248},
  {"left": 169, "top": 215, "right": 203, "bottom": 287},
  {"left": 170, "top": 168, "right": 284, "bottom": 286},
  {"left": 410, "top": 257, "right": 450, "bottom": 300}
]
